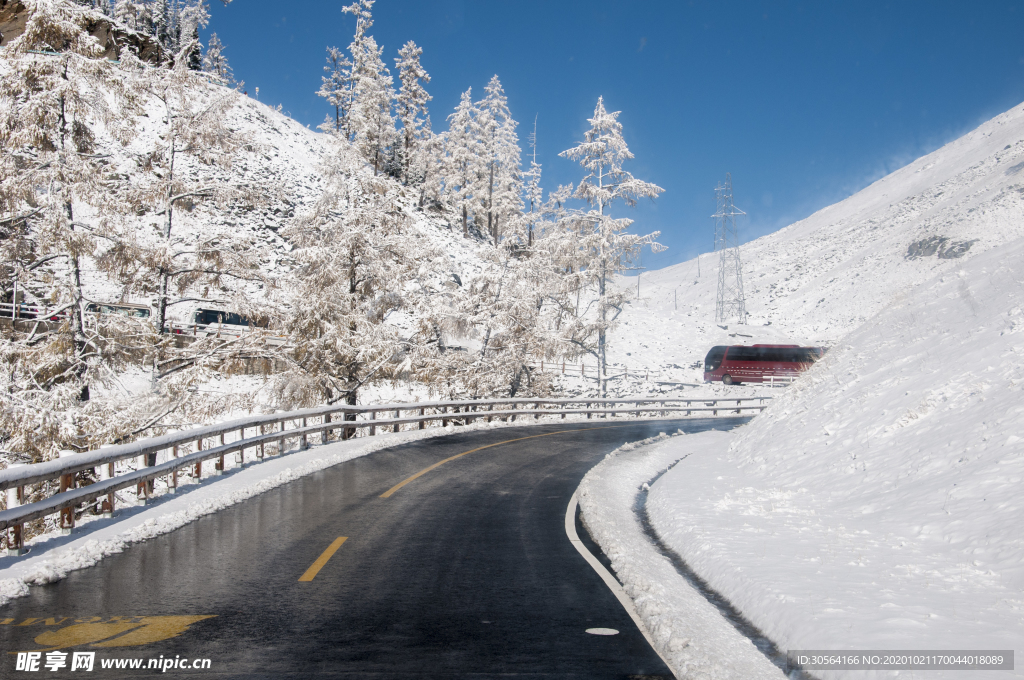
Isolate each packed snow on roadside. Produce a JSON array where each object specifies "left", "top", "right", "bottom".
[{"left": 577, "top": 431, "right": 782, "bottom": 680}]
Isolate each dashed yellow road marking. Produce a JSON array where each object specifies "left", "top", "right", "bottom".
[
  {"left": 298, "top": 537, "right": 348, "bottom": 582},
  {"left": 380, "top": 426, "right": 628, "bottom": 498}
]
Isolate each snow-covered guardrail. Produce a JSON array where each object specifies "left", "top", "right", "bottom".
[{"left": 0, "top": 396, "right": 770, "bottom": 555}]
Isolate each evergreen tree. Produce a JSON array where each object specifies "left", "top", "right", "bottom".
[
  {"left": 349, "top": 38, "right": 396, "bottom": 174},
  {"left": 202, "top": 32, "right": 233, "bottom": 83},
  {"left": 523, "top": 117, "right": 543, "bottom": 247},
  {"left": 558, "top": 97, "right": 664, "bottom": 396},
  {"left": 475, "top": 76, "right": 522, "bottom": 245},
  {"left": 394, "top": 40, "right": 431, "bottom": 186},
  {"left": 317, "top": 46, "right": 353, "bottom": 134},
  {"left": 0, "top": 0, "right": 145, "bottom": 457},
  {"left": 114, "top": 0, "right": 139, "bottom": 30},
  {"left": 444, "top": 88, "right": 481, "bottom": 237},
  {"left": 277, "top": 138, "right": 441, "bottom": 408}
]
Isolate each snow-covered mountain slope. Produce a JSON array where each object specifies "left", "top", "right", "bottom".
[
  {"left": 70, "top": 79, "right": 486, "bottom": 326},
  {"left": 609, "top": 100, "right": 1024, "bottom": 376},
  {"left": 581, "top": 100, "right": 1024, "bottom": 677},
  {"left": 644, "top": 233, "right": 1024, "bottom": 680}
]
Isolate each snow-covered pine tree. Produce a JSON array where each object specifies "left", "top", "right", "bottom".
[
  {"left": 394, "top": 40, "right": 431, "bottom": 186},
  {"left": 412, "top": 118, "right": 445, "bottom": 209},
  {"left": 317, "top": 46, "right": 353, "bottom": 134},
  {"left": 0, "top": 0, "right": 145, "bottom": 461},
  {"left": 114, "top": 0, "right": 139, "bottom": 30},
  {"left": 475, "top": 76, "right": 522, "bottom": 245},
  {"left": 202, "top": 32, "right": 233, "bottom": 83},
  {"left": 523, "top": 116, "right": 543, "bottom": 247},
  {"left": 176, "top": 0, "right": 208, "bottom": 70},
  {"left": 444, "top": 88, "right": 481, "bottom": 237},
  {"left": 348, "top": 34, "right": 396, "bottom": 176},
  {"left": 558, "top": 97, "right": 664, "bottom": 396},
  {"left": 339, "top": 0, "right": 373, "bottom": 141},
  {"left": 277, "top": 139, "right": 441, "bottom": 409}
]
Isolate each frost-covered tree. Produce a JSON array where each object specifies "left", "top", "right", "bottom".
[
  {"left": 317, "top": 46, "right": 353, "bottom": 134},
  {"left": 444, "top": 88, "right": 481, "bottom": 237},
  {"left": 0, "top": 0, "right": 146, "bottom": 460},
  {"left": 276, "top": 140, "right": 440, "bottom": 408},
  {"left": 202, "top": 32, "right": 233, "bottom": 84},
  {"left": 349, "top": 34, "right": 396, "bottom": 175},
  {"left": 412, "top": 119, "right": 445, "bottom": 209},
  {"left": 114, "top": 0, "right": 140, "bottom": 30},
  {"left": 523, "top": 116, "right": 543, "bottom": 247},
  {"left": 176, "top": 0, "right": 208, "bottom": 71},
  {"left": 394, "top": 40, "right": 431, "bottom": 186},
  {"left": 475, "top": 76, "right": 522, "bottom": 245},
  {"left": 558, "top": 97, "right": 664, "bottom": 395}
]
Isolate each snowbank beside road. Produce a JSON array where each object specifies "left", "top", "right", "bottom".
[
  {"left": 577, "top": 432, "right": 781, "bottom": 680},
  {"left": 641, "top": 237, "right": 1024, "bottom": 679}
]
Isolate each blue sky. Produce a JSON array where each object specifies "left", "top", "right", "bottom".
[{"left": 207, "top": 0, "right": 1024, "bottom": 272}]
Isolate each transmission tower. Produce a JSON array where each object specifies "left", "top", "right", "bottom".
[{"left": 713, "top": 173, "right": 748, "bottom": 324}]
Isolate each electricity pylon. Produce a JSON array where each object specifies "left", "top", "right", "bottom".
[{"left": 713, "top": 173, "right": 748, "bottom": 324}]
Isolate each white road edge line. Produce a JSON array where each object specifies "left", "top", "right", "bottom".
[{"left": 564, "top": 492, "right": 675, "bottom": 675}]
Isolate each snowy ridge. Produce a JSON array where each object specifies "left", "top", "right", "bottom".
[
  {"left": 586, "top": 100, "right": 1024, "bottom": 678},
  {"left": 610, "top": 101, "right": 1024, "bottom": 375}
]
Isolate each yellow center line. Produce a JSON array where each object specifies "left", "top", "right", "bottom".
[
  {"left": 380, "top": 426, "right": 630, "bottom": 498},
  {"left": 298, "top": 537, "right": 348, "bottom": 582}
]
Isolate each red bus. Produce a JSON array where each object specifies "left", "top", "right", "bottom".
[{"left": 703, "top": 344, "right": 823, "bottom": 385}]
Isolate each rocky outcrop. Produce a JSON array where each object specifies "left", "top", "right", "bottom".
[
  {"left": 905, "top": 235, "right": 978, "bottom": 259},
  {"left": 1, "top": 0, "right": 164, "bottom": 64}
]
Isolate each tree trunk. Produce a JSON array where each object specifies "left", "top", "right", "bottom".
[{"left": 487, "top": 162, "right": 495, "bottom": 244}]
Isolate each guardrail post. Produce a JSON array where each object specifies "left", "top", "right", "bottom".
[
  {"left": 586, "top": 402, "right": 592, "bottom": 419},
  {"left": 216, "top": 433, "right": 226, "bottom": 474},
  {"left": 635, "top": 401, "right": 641, "bottom": 418},
  {"left": 509, "top": 403, "right": 516, "bottom": 422},
  {"left": 301, "top": 419, "right": 308, "bottom": 450},
  {"left": 94, "top": 447, "right": 115, "bottom": 516},
  {"left": 441, "top": 406, "right": 448, "bottom": 427},
  {"left": 237, "top": 428, "right": 246, "bottom": 466},
  {"left": 370, "top": 410, "right": 376, "bottom": 436},
  {"left": 394, "top": 409, "right": 400, "bottom": 433},
  {"left": 322, "top": 415, "right": 331, "bottom": 444},
  {"left": 58, "top": 467, "right": 75, "bottom": 532},
  {"left": 5, "top": 465, "right": 25, "bottom": 556},
  {"left": 169, "top": 445, "right": 179, "bottom": 493},
  {"left": 534, "top": 402, "right": 540, "bottom": 420},
  {"left": 419, "top": 408, "right": 425, "bottom": 429},
  {"left": 194, "top": 438, "right": 204, "bottom": 476},
  {"left": 258, "top": 425, "right": 265, "bottom": 460}
]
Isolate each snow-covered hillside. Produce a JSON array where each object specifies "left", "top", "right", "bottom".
[
  {"left": 584, "top": 101, "right": 1024, "bottom": 678},
  {"left": 610, "top": 101, "right": 1024, "bottom": 378}
]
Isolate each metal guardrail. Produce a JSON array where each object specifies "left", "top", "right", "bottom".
[{"left": 0, "top": 396, "right": 771, "bottom": 555}]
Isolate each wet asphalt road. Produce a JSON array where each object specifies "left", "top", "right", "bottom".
[{"left": 0, "top": 418, "right": 748, "bottom": 678}]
